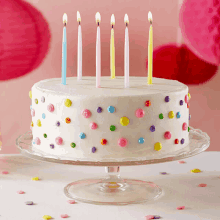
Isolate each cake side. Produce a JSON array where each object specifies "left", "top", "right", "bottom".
[{"left": 30, "top": 77, "right": 190, "bottom": 161}]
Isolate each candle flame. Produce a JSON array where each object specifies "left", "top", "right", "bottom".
[
  {"left": 95, "top": 12, "right": 101, "bottom": 24},
  {"left": 124, "top": 14, "right": 129, "bottom": 25},
  {"left": 63, "top": 13, "right": 67, "bottom": 24},
  {"left": 148, "top": 11, "right": 152, "bottom": 24},
  {"left": 77, "top": 11, "right": 81, "bottom": 22},
  {"left": 111, "top": 14, "right": 115, "bottom": 25}
]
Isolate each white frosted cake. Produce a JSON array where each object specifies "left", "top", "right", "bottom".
[{"left": 29, "top": 76, "right": 190, "bottom": 161}]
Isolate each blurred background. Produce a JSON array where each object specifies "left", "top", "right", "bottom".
[{"left": 0, "top": 0, "right": 219, "bottom": 154}]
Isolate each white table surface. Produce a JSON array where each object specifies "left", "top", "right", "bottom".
[{"left": 0, "top": 152, "right": 219, "bottom": 220}]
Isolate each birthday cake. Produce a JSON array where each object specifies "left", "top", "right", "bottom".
[{"left": 29, "top": 76, "right": 190, "bottom": 161}]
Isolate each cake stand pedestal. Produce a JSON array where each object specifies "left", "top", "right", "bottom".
[{"left": 16, "top": 126, "right": 210, "bottom": 205}]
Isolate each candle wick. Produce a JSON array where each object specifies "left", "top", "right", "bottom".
[
  {"left": 126, "top": 22, "right": 128, "bottom": 27},
  {"left": 98, "top": 21, "right": 100, "bottom": 26},
  {"left": 112, "top": 24, "right": 113, "bottom": 29},
  {"left": 64, "top": 22, "right": 67, "bottom": 26},
  {"left": 149, "top": 20, "right": 152, "bottom": 25},
  {"left": 79, "top": 21, "right": 80, "bottom": 25}
]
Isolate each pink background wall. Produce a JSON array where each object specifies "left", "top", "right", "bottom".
[{"left": 0, "top": 0, "right": 219, "bottom": 154}]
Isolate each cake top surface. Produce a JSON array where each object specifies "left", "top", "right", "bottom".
[{"left": 34, "top": 77, "right": 188, "bottom": 97}]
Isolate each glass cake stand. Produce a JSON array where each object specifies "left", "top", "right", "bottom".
[{"left": 16, "top": 126, "right": 210, "bottom": 205}]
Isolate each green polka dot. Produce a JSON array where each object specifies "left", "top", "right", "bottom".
[
  {"left": 71, "top": 142, "right": 76, "bottom": 148},
  {"left": 110, "top": 125, "right": 116, "bottom": 131},
  {"left": 159, "top": 113, "right": 164, "bottom": 119},
  {"left": 35, "top": 99, "right": 38, "bottom": 104},
  {"left": 43, "top": 133, "right": 47, "bottom": 138},
  {"left": 188, "top": 127, "right": 190, "bottom": 132}
]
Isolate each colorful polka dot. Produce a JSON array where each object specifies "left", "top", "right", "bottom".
[
  {"left": 37, "top": 119, "right": 41, "bottom": 127},
  {"left": 43, "top": 215, "right": 52, "bottom": 220},
  {"left": 138, "top": 137, "right": 144, "bottom": 144},
  {"left": 29, "top": 91, "right": 32, "bottom": 99},
  {"left": 90, "top": 122, "right": 97, "bottom": 130},
  {"left": 30, "top": 105, "right": 32, "bottom": 109},
  {"left": 55, "top": 137, "right": 63, "bottom": 145},
  {"left": 165, "top": 96, "right": 170, "bottom": 102},
  {"left": 110, "top": 125, "right": 116, "bottom": 131},
  {"left": 42, "top": 113, "right": 46, "bottom": 119},
  {"left": 168, "top": 111, "right": 174, "bottom": 119},
  {"left": 56, "top": 121, "right": 60, "bottom": 126},
  {"left": 35, "top": 137, "right": 41, "bottom": 145},
  {"left": 145, "top": 215, "right": 154, "bottom": 220},
  {"left": 189, "top": 114, "right": 191, "bottom": 120},
  {"left": 118, "top": 138, "right": 127, "bottom": 147},
  {"left": 175, "top": 139, "right": 179, "bottom": 144},
  {"left": 97, "top": 107, "right": 102, "bottom": 113},
  {"left": 31, "top": 121, "right": 34, "bottom": 127},
  {"left": 101, "top": 139, "right": 107, "bottom": 145},
  {"left": 70, "top": 143, "right": 76, "bottom": 148},
  {"left": 79, "top": 132, "right": 86, "bottom": 139},
  {"left": 31, "top": 109, "right": 35, "bottom": 117},
  {"left": 120, "top": 116, "right": 129, "bottom": 126},
  {"left": 181, "top": 138, "right": 185, "bottom": 144},
  {"left": 187, "top": 103, "right": 190, "bottom": 108},
  {"left": 145, "top": 100, "right": 151, "bottom": 107},
  {"left": 164, "top": 131, "right": 171, "bottom": 139},
  {"left": 35, "top": 99, "right": 38, "bottom": 104},
  {"left": 135, "top": 108, "right": 145, "bottom": 118},
  {"left": 65, "top": 117, "right": 71, "bottom": 124},
  {"left": 50, "top": 144, "right": 55, "bottom": 149},
  {"left": 176, "top": 206, "right": 185, "bottom": 210},
  {"left": 154, "top": 142, "right": 162, "bottom": 151},
  {"left": 191, "top": 168, "right": 201, "bottom": 173},
  {"left": 180, "top": 100, "right": 183, "bottom": 105},
  {"left": 182, "top": 122, "right": 187, "bottom": 130},
  {"left": 107, "top": 106, "right": 115, "bottom": 113},
  {"left": 41, "top": 96, "right": 45, "bottom": 103},
  {"left": 159, "top": 113, "right": 164, "bottom": 119},
  {"left": 43, "top": 133, "right": 47, "bottom": 138},
  {"left": 150, "top": 125, "right": 155, "bottom": 132},
  {"left": 188, "top": 93, "right": 191, "bottom": 100},
  {"left": 91, "top": 147, "right": 96, "bottom": 153},
  {"left": 47, "top": 104, "right": 54, "bottom": 112},
  {"left": 176, "top": 112, "right": 181, "bottom": 118},
  {"left": 65, "top": 99, "right": 72, "bottom": 107},
  {"left": 81, "top": 109, "right": 91, "bottom": 118},
  {"left": 198, "top": 183, "right": 207, "bottom": 187},
  {"left": 185, "top": 94, "right": 189, "bottom": 103},
  {"left": 188, "top": 127, "right": 190, "bottom": 132}
]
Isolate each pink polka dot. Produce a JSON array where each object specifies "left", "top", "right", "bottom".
[
  {"left": 55, "top": 137, "right": 63, "bottom": 145},
  {"left": 135, "top": 108, "right": 145, "bottom": 118},
  {"left": 35, "top": 137, "right": 41, "bottom": 145},
  {"left": 182, "top": 122, "right": 187, "bottom": 130},
  {"left": 164, "top": 131, "right": 171, "bottom": 139},
  {"left": 118, "top": 138, "right": 128, "bottom": 147},
  {"left": 81, "top": 109, "right": 91, "bottom": 118},
  {"left": 17, "top": 190, "right": 25, "bottom": 194},
  {"left": 145, "top": 215, "right": 154, "bottom": 220},
  {"left": 67, "top": 200, "right": 75, "bottom": 204},
  {"left": 31, "top": 109, "right": 35, "bottom": 117},
  {"left": 185, "top": 95, "right": 189, "bottom": 103},
  {"left": 198, "top": 183, "right": 207, "bottom": 187},
  {"left": 47, "top": 104, "right": 54, "bottom": 112},
  {"left": 2, "top": 171, "right": 9, "bottom": 174},
  {"left": 61, "top": 214, "right": 69, "bottom": 218},
  {"left": 176, "top": 206, "right": 185, "bottom": 210},
  {"left": 90, "top": 122, "right": 97, "bottom": 130}
]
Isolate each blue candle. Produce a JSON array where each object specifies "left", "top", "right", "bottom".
[{"left": 62, "top": 13, "right": 67, "bottom": 85}]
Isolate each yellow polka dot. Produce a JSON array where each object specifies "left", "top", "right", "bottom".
[
  {"left": 0, "top": 141, "right": 2, "bottom": 146},
  {"left": 31, "top": 121, "right": 34, "bottom": 127},
  {"left": 43, "top": 215, "right": 52, "bottom": 220},
  {"left": 37, "top": 119, "right": 41, "bottom": 127},
  {"left": 64, "top": 99, "right": 72, "bottom": 107},
  {"left": 168, "top": 111, "right": 174, "bottom": 119},
  {"left": 31, "top": 177, "right": 39, "bottom": 181},
  {"left": 120, "top": 117, "right": 130, "bottom": 126},
  {"left": 191, "top": 168, "right": 201, "bottom": 173},
  {"left": 29, "top": 91, "right": 32, "bottom": 99},
  {"left": 154, "top": 142, "right": 162, "bottom": 151},
  {"left": 188, "top": 93, "right": 191, "bottom": 100}
]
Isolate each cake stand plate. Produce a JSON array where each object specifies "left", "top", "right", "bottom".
[{"left": 16, "top": 127, "right": 210, "bottom": 205}]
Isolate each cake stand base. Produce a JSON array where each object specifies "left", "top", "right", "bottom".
[{"left": 64, "top": 166, "right": 162, "bottom": 205}]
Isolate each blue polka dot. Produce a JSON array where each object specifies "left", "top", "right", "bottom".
[
  {"left": 42, "top": 113, "right": 46, "bottom": 119},
  {"left": 176, "top": 112, "right": 181, "bottom": 118},
  {"left": 79, "top": 132, "right": 86, "bottom": 139},
  {"left": 32, "top": 141, "right": 35, "bottom": 145},
  {"left": 138, "top": 137, "right": 145, "bottom": 144},
  {"left": 107, "top": 106, "right": 115, "bottom": 113},
  {"left": 30, "top": 105, "right": 32, "bottom": 110}
]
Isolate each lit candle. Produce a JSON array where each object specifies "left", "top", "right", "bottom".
[
  {"left": 148, "top": 11, "right": 153, "bottom": 85},
  {"left": 77, "top": 11, "right": 82, "bottom": 80},
  {"left": 110, "top": 14, "right": 115, "bottom": 79},
  {"left": 95, "top": 12, "right": 101, "bottom": 88},
  {"left": 124, "top": 14, "right": 129, "bottom": 88},
  {"left": 62, "top": 13, "right": 67, "bottom": 85}
]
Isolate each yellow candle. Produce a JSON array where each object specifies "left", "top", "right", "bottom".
[
  {"left": 148, "top": 11, "right": 153, "bottom": 85},
  {"left": 110, "top": 14, "right": 115, "bottom": 79}
]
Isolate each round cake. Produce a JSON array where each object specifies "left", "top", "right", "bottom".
[{"left": 29, "top": 76, "right": 190, "bottom": 161}]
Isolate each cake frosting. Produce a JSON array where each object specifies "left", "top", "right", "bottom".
[{"left": 30, "top": 76, "right": 190, "bottom": 161}]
